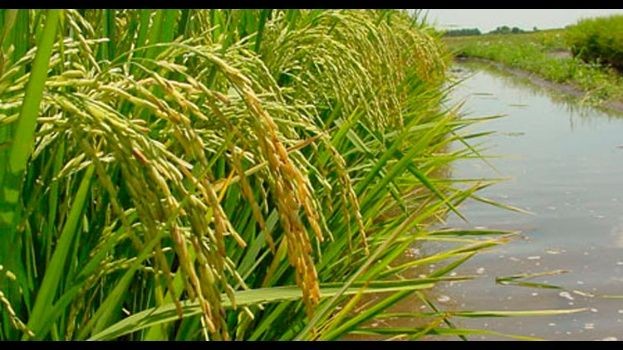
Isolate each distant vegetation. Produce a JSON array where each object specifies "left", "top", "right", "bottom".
[
  {"left": 445, "top": 28, "right": 623, "bottom": 106},
  {"left": 444, "top": 28, "right": 481, "bottom": 36},
  {"left": 444, "top": 26, "right": 536, "bottom": 37},
  {"left": 488, "top": 26, "right": 527, "bottom": 35},
  {"left": 566, "top": 14, "right": 623, "bottom": 71}
]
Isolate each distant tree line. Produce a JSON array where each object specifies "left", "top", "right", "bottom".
[
  {"left": 488, "top": 26, "right": 526, "bottom": 34},
  {"left": 444, "top": 28, "right": 481, "bottom": 37},
  {"left": 444, "top": 26, "right": 539, "bottom": 37}
]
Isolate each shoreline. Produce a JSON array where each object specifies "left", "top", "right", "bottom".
[{"left": 455, "top": 56, "right": 623, "bottom": 114}]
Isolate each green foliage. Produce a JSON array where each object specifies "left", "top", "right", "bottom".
[
  {"left": 566, "top": 14, "right": 623, "bottom": 71},
  {"left": 488, "top": 26, "right": 526, "bottom": 35},
  {"left": 444, "top": 28, "right": 481, "bottom": 37},
  {"left": 0, "top": 9, "right": 582, "bottom": 341},
  {"left": 446, "top": 29, "right": 623, "bottom": 105}
]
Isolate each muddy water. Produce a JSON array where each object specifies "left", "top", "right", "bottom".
[{"left": 433, "top": 62, "right": 623, "bottom": 340}]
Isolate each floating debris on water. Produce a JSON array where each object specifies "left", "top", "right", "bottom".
[
  {"left": 548, "top": 323, "right": 556, "bottom": 327},
  {"left": 573, "top": 290, "right": 594, "bottom": 298},
  {"left": 476, "top": 267, "right": 485, "bottom": 274},
  {"left": 559, "top": 291, "right": 574, "bottom": 301},
  {"left": 527, "top": 256, "right": 541, "bottom": 260},
  {"left": 546, "top": 249, "right": 562, "bottom": 255},
  {"left": 405, "top": 247, "right": 420, "bottom": 258},
  {"left": 531, "top": 292, "right": 539, "bottom": 296},
  {"left": 584, "top": 323, "right": 595, "bottom": 330},
  {"left": 436, "top": 295, "right": 451, "bottom": 303}
]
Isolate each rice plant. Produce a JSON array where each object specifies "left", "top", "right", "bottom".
[{"left": 0, "top": 9, "right": 578, "bottom": 341}]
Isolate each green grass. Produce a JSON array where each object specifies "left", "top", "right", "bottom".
[
  {"left": 0, "top": 10, "right": 583, "bottom": 341},
  {"left": 566, "top": 14, "right": 623, "bottom": 71},
  {"left": 445, "top": 29, "right": 623, "bottom": 105}
]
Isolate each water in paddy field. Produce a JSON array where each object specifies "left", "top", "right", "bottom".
[{"left": 431, "top": 62, "right": 623, "bottom": 341}]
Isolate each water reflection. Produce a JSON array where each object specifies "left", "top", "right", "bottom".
[
  {"left": 432, "top": 62, "right": 623, "bottom": 340},
  {"left": 454, "top": 61, "right": 623, "bottom": 121}
]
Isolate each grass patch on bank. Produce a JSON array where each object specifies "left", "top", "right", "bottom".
[
  {"left": 445, "top": 29, "right": 623, "bottom": 106},
  {"left": 566, "top": 14, "right": 623, "bottom": 71}
]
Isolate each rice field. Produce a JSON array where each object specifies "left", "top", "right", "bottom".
[{"left": 0, "top": 10, "right": 576, "bottom": 340}]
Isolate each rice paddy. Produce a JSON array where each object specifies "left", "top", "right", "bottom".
[{"left": 0, "top": 9, "right": 584, "bottom": 341}]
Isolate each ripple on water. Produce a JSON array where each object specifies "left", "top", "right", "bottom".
[{"left": 420, "top": 63, "right": 623, "bottom": 340}]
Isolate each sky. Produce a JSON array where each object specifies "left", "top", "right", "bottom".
[{"left": 423, "top": 9, "right": 623, "bottom": 33}]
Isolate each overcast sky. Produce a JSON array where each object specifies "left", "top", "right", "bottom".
[{"left": 423, "top": 9, "right": 623, "bottom": 32}]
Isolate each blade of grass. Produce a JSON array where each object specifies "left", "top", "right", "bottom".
[
  {"left": 90, "top": 278, "right": 442, "bottom": 340},
  {"left": 25, "top": 165, "right": 94, "bottom": 340}
]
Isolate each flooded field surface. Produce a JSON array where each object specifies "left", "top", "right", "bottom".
[{"left": 431, "top": 62, "right": 623, "bottom": 340}]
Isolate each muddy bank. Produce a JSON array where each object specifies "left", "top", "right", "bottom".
[{"left": 454, "top": 57, "right": 623, "bottom": 114}]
